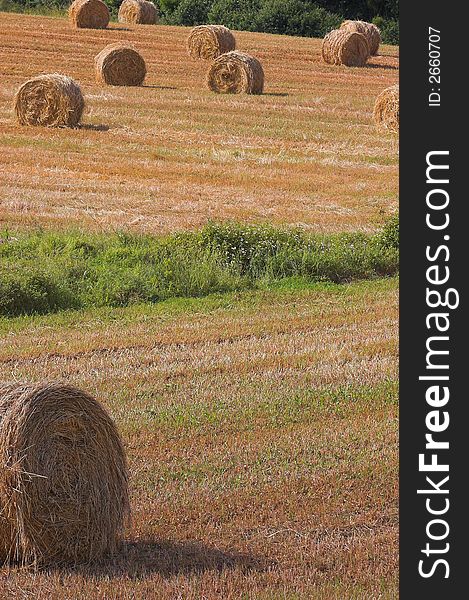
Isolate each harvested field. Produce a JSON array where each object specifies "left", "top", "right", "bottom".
[
  {"left": 0, "top": 10, "right": 398, "bottom": 597},
  {"left": 0, "top": 12, "right": 398, "bottom": 235},
  {"left": 0, "top": 278, "right": 398, "bottom": 598}
]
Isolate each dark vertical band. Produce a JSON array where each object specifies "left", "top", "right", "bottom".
[{"left": 400, "top": 1, "right": 466, "bottom": 595}]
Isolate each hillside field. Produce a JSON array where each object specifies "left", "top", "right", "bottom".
[
  {"left": 0, "top": 12, "right": 398, "bottom": 235},
  {"left": 0, "top": 11, "right": 398, "bottom": 600}
]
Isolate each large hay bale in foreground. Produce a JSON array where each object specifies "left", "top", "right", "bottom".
[
  {"left": 118, "top": 0, "right": 158, "bottom": 25},
  {"left": 187, "top": 25, "right": 236, "bottom": 60},
  {"left": 322, "top": 29, "right": 370, "bottom": 67},
  {"left": 207, "top": 51, "right": 264, "bottom": 94},
  {"left": 341, "top": 20, "right": 381, "bottom": 55},
  {"left": 0, "top": 382, "right": 129, "bottom": 566},
  {"left": 69, "top": 0, "right": 110, "bottom": 29},
  {"left": 95, "top": 43, "right": 147, "bottom": 86},
  {"left": 374, "top": 84, "right": 399, "bottom": 133},
  {"left": 14, "top": 74, "right": 84, "bottom": 128}
]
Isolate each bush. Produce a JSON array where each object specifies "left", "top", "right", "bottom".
[
  {"left": 315, "top": 1, "right": 398, "bottom": 21},
  {"left": 378, "top": 18, "right": 399, "bottom": 45},
  {"left": 0, "top": 265, "right": 77, "bottom": 317},
  {"left": 167, "top": 0, "right": 210, "bottom": 25},
  {"left": 253, "top": 0, "right": 342, "bottom": 38},
  {"left": 207, "top": 0, "right": 341, "bottom": 36},
  {"left": 0, "top": 0, "right": 67, "bottom": 14},
  {"left": 158, "top": 0, "right": 180, "bottom": 15},
  {"left": 0, "top": 222, "right": 398, "bottom": 317},
  {"left": 200, "top": 222, "right": 398, "bottom": 282},
  {"left": 368, "top": 0, "right": 398, "bottom": 20},
  {"left": 378, "top": 213, "right": 399, "bottom": 250},
  {"left": 201, "top": 222, "right": 296, "bottom": 274},
  {"left": 208, "top": 0, "right": 260, "bottom": 31},
  {"left": 105, "top": 0, "right": 121, "bottom": 16}
]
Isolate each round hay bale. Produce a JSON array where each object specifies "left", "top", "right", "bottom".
[
  {"left": 187, "top": 25, "right": 236, "bottom": 60},
  {"left": 0, "top": 382, "right": 129, "bottom": 566},
  {"left": 321, "top": 29, "right": 370, "bottom": 67},
  {"left": 95, "top": 43, "right": 147, "bottom": 86},
  {"left": 206, "top": 51, "right": 264, "bottom": 95},
  {"left": 13, "top": 74, "right": 85, "bottom": 128},
  {"left": 69, "top": 0, "right": 110, "bottom": 30},
  {"left": 340, "top": 20, "right": 381, "bottom": 55},
  {"left": 373, "top": 84, "right": 399, "bottom": 133},
  {"left": 118, "top": 0, "right": 158, "bottom": 25}
]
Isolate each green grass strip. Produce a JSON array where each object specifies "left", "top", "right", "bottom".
[{"left": 0, "top": 218, "right": 398, "bottom": 317}]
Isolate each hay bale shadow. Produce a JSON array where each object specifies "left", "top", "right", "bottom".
[
  {"left": 367, "top": 62, "right": 399, "bottom": 70},
  {"left": 48, "top": 539, "right": 272, "bottom": 580},
  {"left": 79, "top": 124, "right": 110, "bottom": 131},
  {"left": 143, "top": 85, "right": 178, "bottom": 90},
  {"left": 108, "top": 26, "right": 133, "bottom": 32}
]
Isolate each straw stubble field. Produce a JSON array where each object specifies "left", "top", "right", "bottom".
[
  {"left": 0, "top": 10, "right": 398, "bottom": 599},
  {"left": 1, "top": 279, "right": 398, "bottom": 598},
  {"left": 0, "top": 12, "right": 398, "bottom": 235}
]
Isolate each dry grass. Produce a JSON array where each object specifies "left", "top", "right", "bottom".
[
  {"left": 0, "top": 279, "right": 398, "bottom": 598},
  {"left": 0, "top": 12, "right": 398, "bottom": 235},
  {"left": 0, "top": 382, "right": 129, "bottom": 566}
]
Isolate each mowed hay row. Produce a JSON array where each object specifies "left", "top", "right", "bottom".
[
  {"left": 118, "top": 0, "right": 158, "bottom": 25},
  {"left": 341, "top": 20, "right": 381, "bottom": 55},
  {"left": 0, "top": 11, "right": 400, "bottom": 234},
  {"left": 95, "top": 43, "right": 146, "bottom": 86},
  {"left": 207, "top": 51, "right": 264, "bottom": 94},
  {"left": 13, "top": 74, "right": 84, "bottom": 128},
  {"left": 187, "top": 25, "right": 236, "bottom": 60},
  {"left": 322, "top": 29, "right": 370, "bottom": 67},
  {"left": 374, "top": 84, "right": 399, "bottom": 133},
  {"left": 0, "top": 382, "right": 129, "bottom": 566},
  {"left": 69, "top": 0, "right": 110, "bottom": 30}
]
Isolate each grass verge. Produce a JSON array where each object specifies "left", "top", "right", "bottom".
[{"left": 0, "top": 220, "right": 398, "bottom": 317}]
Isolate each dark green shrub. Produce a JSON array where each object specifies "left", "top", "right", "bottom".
[
  {"left": 105, "top": 0, "right": 122, "bottom": 16},
  {"left": 200, "top": 222, "right": 398, "bottom": 282},
  {"left": 168, "top": 0, "right": 210, "bottom": 25},
  {"left": 367, "top": 0, "right": 398, "bottom": 20},
  {"left": 200, "top": 222, "right": 295, "bottom": 274},
  {"left": 208, "top": 0, "right": 260, "bottom": 31},
  {"left": 159, "top": 0, "right": 180, "bottom": 14},
  {"left": 378, "top": 213, "right": 399, "bottom": 250},
  {"left": 378, "top": 18, "right": 399, "bottom": 45},
  {"left": 0, "top": 266, "right": 77, "bottom": 317},
  {"left": 0, "top": 0, "right": 67, "bottom": 14},
  {"left": 253, "top": 0, "right": 342, "bottom": 38}
]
